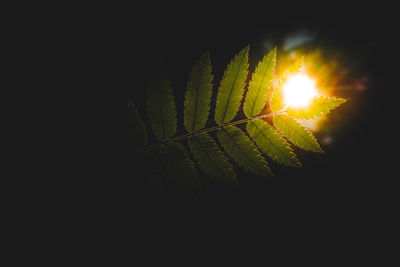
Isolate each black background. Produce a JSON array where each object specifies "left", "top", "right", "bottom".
[{"left": 78, "top": 4, "right": 396, "bottom": 250}]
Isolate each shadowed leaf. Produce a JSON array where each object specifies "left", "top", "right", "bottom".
[
  {"left": 146, "top": 71, "right": 177, "bottom": 141},
  {"left": 218, "top": 125, "right": 273, "bottom": 176},
  {"left": 188, "top": 133, "right": 238, "bottom": 185},
  {"left": 160, "top": 142, "right": 201, "bottom": 196},
  {"left": 184, "top": 52, "right": 214, "bottom": 132}
]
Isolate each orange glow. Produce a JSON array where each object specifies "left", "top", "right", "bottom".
[{"left": 274, "top": 49, "right": 346, "bottom": 132}]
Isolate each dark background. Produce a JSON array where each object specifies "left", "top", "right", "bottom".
[{"left": 79, "top": 5, "right": 396, "bottom": 246}]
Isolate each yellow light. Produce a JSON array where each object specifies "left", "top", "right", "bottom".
[
  {"left": 298, "top": 118, "right": 319, "bottom": 132},
  {"left": 282, "top": 74, "right": 317, "bottom": 108}
]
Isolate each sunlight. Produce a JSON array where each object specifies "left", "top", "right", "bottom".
[{"left": 282, "top": 74, "right": 317, "bottom": 108}]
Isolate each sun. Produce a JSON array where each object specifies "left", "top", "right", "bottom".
[{"left": 282, "top": 74, "right": 317, "bottom": 108}]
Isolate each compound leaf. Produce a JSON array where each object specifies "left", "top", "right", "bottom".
[
  {"left": 287, "top": 96, "right": 347, "bottom": 119},
  {"left": 160, "top": 142, "right": 201, "bottom": 196},
  {"left": 146, "top": 71, "right": 177, "bottom": 141},
  {"left": 184, "top": 52, "right": 213, "bottom": 132},
  {"left": 273, "top": 114, "right": 323, "bottom": 153},
  {"left": 188, "top": 133, "right": 238, "bottom": 185},
  {"left": 217, "top": 125, "right": 273, "bottom": 176},
  {"left": 243, "top": 47, "right": 276, "bottom": 118},
  {"left": 215, "top": 46, "right": 249, "bottom": 124},
  {"left": 246, "top": 119, "right": 301, "bottom": 167}
]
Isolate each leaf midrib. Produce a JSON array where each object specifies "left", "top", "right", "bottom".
[
  {"left": 220, "top": 53, "right": 246, "bottom": 124},
  {"left": 248, "top": 59, "right": 273, "bottom": 117},
  {"left": 250, "top": 120, "right": 292, "bottom": 163},
  {"left": 220, "top": 127, "right": 260, "bottom": 171},
  {"left": 192, "top": 134, "right": 228, "bottom": 179},
  {"left": 190, "top": 60, "right": 207, "bottom": 132},
  {"left": 277, "top": 115, "right": 319, "bottom": 150}
]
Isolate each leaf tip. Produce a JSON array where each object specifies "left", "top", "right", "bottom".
[
  {"left": 243, "top": 45, "right": 250, "bottom": 53},
  {"left": 293, "top": 159, "right": 303, "bottom": 167},
  {"left": 265, "top": 168, "right": 274, "bottom": 176}
]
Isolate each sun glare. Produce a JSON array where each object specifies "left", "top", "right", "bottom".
[{"left": 282, "top": 74, "right": 317, "bottom": 108}]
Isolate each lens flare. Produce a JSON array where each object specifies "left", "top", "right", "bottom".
[{"left": 282, "top": 74, "right": 317, "bottom": 108}]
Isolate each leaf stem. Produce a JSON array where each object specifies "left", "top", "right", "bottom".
[{"left": 141, "top": 111, "right": 285, "bottom": 152}]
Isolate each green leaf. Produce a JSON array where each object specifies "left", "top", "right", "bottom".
[
  {"left": 125, "top": 101, "right": 147, "bottom": 151},
  {"left": 217, "top": 126, "right": 273, "bottom": 176},
  {"left": 270, "top": 79, "right": 285, "bottom": 113},
  {"left": 160, "top": 142, "right": 201, "bottom": 196},
  {"left": 287, "top": 96, "right": 347, "bottom": 119},
  {"left": 188, "top": 133, "right": 238, "bottom": 185},
  {"left": 273, "top": 114, "right": 323, "bottom": 153},
  {"left": 146, "top": 71, "right": 177, "bottom": 141},
  {"left": 246, "top": 119, "right": 301, "bottom": 167},
  {"left": 184, "top": 52, "right": 214, "bottom": 132},
  {"left": 243, "top": 47, "right": 276, "bottom": 118},
  {"left": 215, "top": 46, "right": 249, "bottom": 124},
  {"left": 287, "top": 55, "right": 304, "bottom": 75}
]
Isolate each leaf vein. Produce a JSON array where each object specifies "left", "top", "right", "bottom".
[
  {"left": 250, "top": 120, "right": 291, "bottom": 161},
  {"left": 221, "top": 53, "right": 246, "bottom": 123}
]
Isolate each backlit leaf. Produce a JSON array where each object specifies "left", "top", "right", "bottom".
[
  {"left": 243, "top": 47, "right": 276, "bottom": 118},
  {"left": 246, "top": 119, "right": 301, "bottom": 167},
  {"left": 215, "top": 46, "right": 249, "bottom": 124},
  {"left": 273, "top": 114, "right": 323, "bottom": 152},
  {"left": 287, "top": 96, "right": 347, "bottom": 119}
]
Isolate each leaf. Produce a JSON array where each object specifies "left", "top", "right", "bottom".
[
  {"left": 215, "top": 46, "right": 249, "bottom": 124},
  {"left": 243, "top": 47, "right": 276, "bottom": 118},
  {"left": 146, "top": 71, "right": 177, "bottom": 141},
  {"left": 271, "top": 56, "right": 304, "bottom": 113},
  {"left": 188, "top": 133, "right": 238, "bottom": 185},
  {"left": 287, "top": 96, "right": 347, "bottom": 119},
  {"left": 287, "top": 55, "right": 305, "bottom": 75},
  {"left": 125, "top": 101, "right": 147, "bottom": 151},
  {"left": 246, "top": 119, "right": 301, "bottom": 167},
  {"left": 217, "top": 126, "right": 273, "bottom": 176},
  {"left": 273, "top": 114, "right": 323, "bottom": 153},
  {"left": 184, "top": 52, "right": 214, "bottom": 132},
  {"left": 270, "top": 79, "right": 285, "bottom": 113},
  {"left": 160, "top": 142, "right": 201, "bottom": 196}
]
